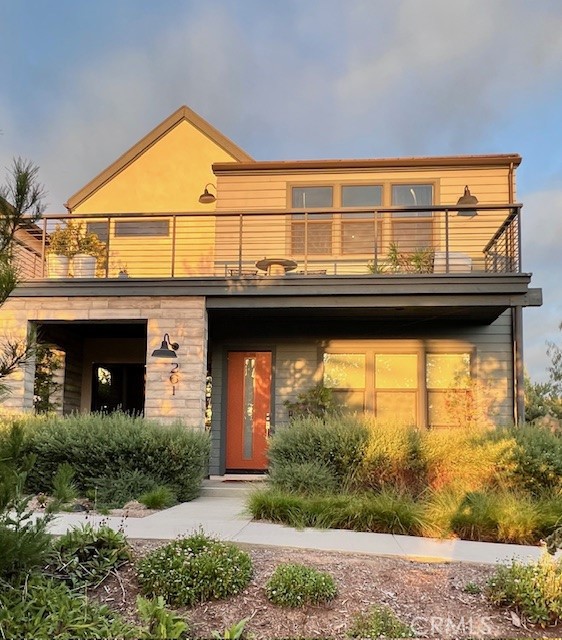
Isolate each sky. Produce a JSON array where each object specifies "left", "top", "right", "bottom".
[{"left": 1, "top": 0, "right": 561, "bottom": 381}]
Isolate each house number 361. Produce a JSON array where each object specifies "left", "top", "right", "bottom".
[{"left": 169, "top": 364, "right": 180, "bottom": 395}]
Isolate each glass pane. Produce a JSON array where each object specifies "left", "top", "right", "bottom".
[
  {"left": 333, "top": 390, "right": 365, "bottom": 412},
  {"left": 428, "top": 390, "right": 470, "bottom": 426},
  {"left": 291, "top": 222, "right": 332, "bottom": 254},
  {"left": 292, "top": 186, "right": 333, "bottom": 208},
  {"left": 391, "top": 221, "right": 433, "bottom": 251},
  {"left": 86, "top": 222, "right": 109, "bottom": 243},
  {"left": 392, "top": 184, "right": 433, "bottom": 206},
  {"left": 323, "top": 354, "right": 366, "bottom": 388},
  {"left": 243, "top": 358, "right": 255, "bottom": 460},
  {"left": 376, "top": 392, "right": 416, "bottom": 425},
  {"left": 342, "top": 185, "right": 382, "bottom": 207},
  {"left": 426, "top": 354, "right": 471, "bottom": 389},
  {"left": 342, "top": 222, "right": 381, "bottom": 254},
  {"left": 115, "top": 220, "right": 169, "bottom": 237},
  {"left": 375, "top": 354, "right": 417, "bottom": 389}
]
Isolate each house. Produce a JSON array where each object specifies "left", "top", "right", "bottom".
[{"left": 1, "top": 105, "right": 542, "bottom": 475}]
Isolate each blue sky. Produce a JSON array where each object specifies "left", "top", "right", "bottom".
[{"left": 1, "top": 0, "right": 561, "bottom": 380}]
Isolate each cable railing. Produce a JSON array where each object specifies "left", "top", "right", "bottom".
[{"left": 15, "top": 204, "right": 522, "bottom": 280}]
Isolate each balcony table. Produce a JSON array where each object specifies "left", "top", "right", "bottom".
[{"left": 255, "top": 257, "right": 298, "bottom": 276}]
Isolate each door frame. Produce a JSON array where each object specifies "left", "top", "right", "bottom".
[{"left": 219, "top": 345, "right": 276, "bottom": 475}]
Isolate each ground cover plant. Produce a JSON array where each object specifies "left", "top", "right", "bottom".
[
  {"left": 250, "top": 415, "right": 562, "bottom": 544},
  {"left": 0, "top": 412, "right": 210, "bottom": 508},
  {"left": 265, "top": 563, "right": 337, "bottom": 607},
  {"left": 136, "top": 531, "right": 253, "bottom": 607},
  {"left": 487, "top": 554, "right": 562, "bottom": 627},
  {"left": 347, "top": 604, "right": 414, "bottom": 638}
]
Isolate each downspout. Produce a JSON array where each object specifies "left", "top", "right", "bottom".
[{"left": 509, "top": 161, "right": 525, "bottom": 424}]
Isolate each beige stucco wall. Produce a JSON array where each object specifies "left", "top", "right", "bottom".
[{"left": 0, "top": 295, "right": 208, "bottom": 427}]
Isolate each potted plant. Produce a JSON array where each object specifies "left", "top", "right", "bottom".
[{"left": 47, "top": 221, "right": 106, "bottom": 278}]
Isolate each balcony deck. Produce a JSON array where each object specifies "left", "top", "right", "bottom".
[{"left": 15, "top": 203, "right": 522, "bottom": 282}]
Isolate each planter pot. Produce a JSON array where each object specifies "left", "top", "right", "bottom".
[
  {"left": 72, "top": 254, "right": 97, "bottom": 278},
  {"left": 47, "top": 254, "right": 70, "bottom": 278}
]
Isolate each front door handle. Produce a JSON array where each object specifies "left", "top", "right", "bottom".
[{"left": 265, "top": 412, "right": 271, "bottom": 436}]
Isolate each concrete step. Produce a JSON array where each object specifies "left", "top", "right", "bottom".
[{"left": 201, "top": 476, "right": 267, "bottom": 498}]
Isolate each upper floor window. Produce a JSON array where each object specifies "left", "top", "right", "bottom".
[
  {"left": 292, "top": 186, "right": 333, "bottom": 208},
  {"left": 291, "top": 186, "right": 333, "bottom": 255},
  {"left": 341, "top": 185, "right": 383, "bottom": 254},
  {"left": 114, "top": 220, "right": 170, "bottom": 237},
  {"left": 391, "top": 184, "right": 434, "bottom": 251}
]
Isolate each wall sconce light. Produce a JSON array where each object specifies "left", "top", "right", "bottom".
[
  {"left": 151, "top": 333, "right": 180, "bottom": 358},
  {"left": 198, "top": 183, "right": 217, "bottom": 204},
  {"left": 456, "top": 185, "right": 478, "bottom": 217}
]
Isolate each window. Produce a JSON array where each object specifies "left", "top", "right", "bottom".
[
  {"left": 426, "top": 353, "right": 471, "bottom": 427},
  {"left": 114, "top": 220, "right": 169, "bottom": 237},
  {"left": 323, "top": 353, "right": 366, "bottom": 411},
  {"left": 86, "top": 222, "right": 109, "bottom": 243},
  {"left": 375, "top": 354, "right": 417, "bottom": 425},
  {"left": 291, "top": 186, "right": 333, "bottom": 255},
  {"left": 341, "top": 185, "right": 382, "bottom": 254},
  {"left": 391, "top": 184, "right": 434, "bottom": 252}
]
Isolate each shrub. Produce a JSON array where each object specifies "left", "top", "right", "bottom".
[
  {"left": 0, "top": 574, "right": 138, "bottom": 639},
  {"left": 268, "top": 415, "right": 369, "bottom": 487},
  {"left": 137, "top": 531, "right": 252, "bottom": 606},
  {"left": 139, "top": 485, "right": 177, "bottom": 510},
  {"left": 499, "top": 424, "right": 562, "bottom": 495},
  {"left": 487, "top": 554, "right": 562, "bottom": 627},
  {"left": 268, "top": 460, "right": 338, "bottom": 495},
  {"left": 91, "top": 468, "right": 160, "bottom": 508},
  {"left": 16, "top": 412, "right": 210, "bottom": 502},
  {"left": 0, "top": 423, "right": 54, "bottom": 584},
  {"left": 347, "top": 604, "right": 414, "bottom": 638},
  {"left": 265, "top": 563, "right": 337, "bottom": 607},
  {"left": 283, "top": 383, "right": 338, "bottom": 418},
  {"left": 51, "top": 462, "right": 78, "bottom": 504},
  {"left": 50, "top": 523, "right": 131, "bottom": 588}
]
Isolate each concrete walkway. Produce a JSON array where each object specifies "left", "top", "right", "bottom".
[{"left": 45, "top": 485, "right": 554, "bottom": 566}]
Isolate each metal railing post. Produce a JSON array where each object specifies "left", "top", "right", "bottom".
[
  {"left": 238, "top": 213, "right": 243, "bottom": 273},
  {"left": 41, "top": 218, "right": 47, "bottom": 277},
  {"left": 171, "top": 215, "right": 177, "bottom": 277},
  {"left": 444, "top": 209, "right": 450, "bottom": 273}
]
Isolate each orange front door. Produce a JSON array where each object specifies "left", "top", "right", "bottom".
[{"left": 226, "top": 351, "right": 272, "bottom": 471}]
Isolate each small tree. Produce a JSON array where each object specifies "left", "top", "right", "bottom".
[
  {"left": 525, "top": 323, "right": 562, "bottom": 421},
  {"left": 0, "top": 158, "right": 46, "bottom": 401},
  {"left": 0, "top": 157, "right": 46, "bottom": 256}
]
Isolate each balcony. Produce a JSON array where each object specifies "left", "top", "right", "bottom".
[{"left": 16, "top": 203, "right": 522, "bottom": 281}]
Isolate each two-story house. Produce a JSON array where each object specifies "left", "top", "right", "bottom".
[{"left": 1, "top": 105, "right": 542, "bottom": 475}]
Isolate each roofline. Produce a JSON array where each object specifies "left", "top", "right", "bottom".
[
  {"left": 213, "top": 153, "right": 522, "bottom": 175},
  {"left": 66, "top": 105, "right": 254, "bottom": 211}
]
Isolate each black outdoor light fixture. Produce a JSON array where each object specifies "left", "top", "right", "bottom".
[
  {"left": 456, "top": 185, "right": 479, "bottom": 217},
  {"left": 151, "top": 333, "right": 180, "bottom": 358},
  {"left": 198, "top": 183, "right": 217, "bottom": 204}
]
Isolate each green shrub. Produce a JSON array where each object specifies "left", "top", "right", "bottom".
[
  {"left": 487, "top": 554, "right": 562, "bottom": 627},
  {"left": 347, "top": 604, "right": 414, "bottom": 638},
  {"left": 139, "top": 485, "right": 177, "bottom": 509},
  {"left": 15, "top": 412, "right": 210, "bottom": 502},
  {"left": 284, "top": 383, "right": 338, "bottom": 418},
  {"left": 91, "top": 468, "right": 160, "bottom": 508},
  {"left": 137, "top": 531, "right": 252, "bottom": 606},
  {"left": 268, "top": 415, "right": 369, "bottom": 486},
  {"left": 0, "top": 574, "right": 138, "bottom": 639},
  {"left": 51, "top": 462, "right": 78, "bottom": 503},
  {"left": 50, "top": 523, "right": 131, "bottom": 588},
  {"left": 265, "top": 563, "right": 337, "bottom": 607},
  {"left": 498, "top": 424, "right": 562, "bottom": 495},
  {"left": 0, "top": 423, "right": 54, "bottom": 584},
  {"left": 268, "top": 460, "right": 338, "bottom": 495}
]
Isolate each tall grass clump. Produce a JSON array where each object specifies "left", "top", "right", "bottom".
[
  {"left": 10, "top": 413, "right": 210, "bottom": 503},
  {"left": 267, "top": 414, "right": 369, "bottom": 488}
]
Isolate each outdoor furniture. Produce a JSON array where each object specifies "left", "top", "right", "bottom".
[
  {"left": 433, "top": 252, "right": 472, "bottom": 273},
  {"left": 255, "top": 257, "right": 298, "bottom": 276}
]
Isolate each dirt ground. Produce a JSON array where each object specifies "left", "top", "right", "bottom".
[{"left": 92, "top": 540, "right": 562, "bottom": 639}]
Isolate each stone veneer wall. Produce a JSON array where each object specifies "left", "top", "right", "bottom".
[{"left": 0, "top": 295, "right": 208, "bottom": 428}]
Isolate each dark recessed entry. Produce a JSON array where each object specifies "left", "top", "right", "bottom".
[{"left": 91, "top": 363, "right": 145, "bottom": 415}]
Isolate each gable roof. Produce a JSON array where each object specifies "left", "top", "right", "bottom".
[{"left": 65, "top": 105, "right": 253, "bottom": 211}]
